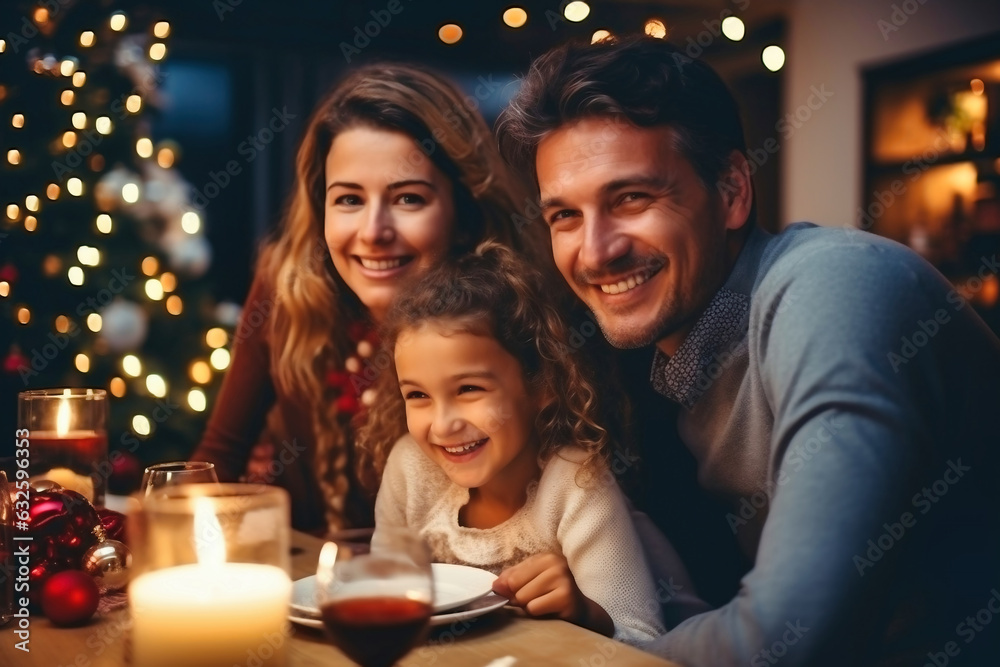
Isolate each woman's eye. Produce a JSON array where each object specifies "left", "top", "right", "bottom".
[
  {"left": 396, "top": 193, "right": 425, "bottom": 206},
  {"left": 334, "top": 194, "right": 363, "bottom": 207}
]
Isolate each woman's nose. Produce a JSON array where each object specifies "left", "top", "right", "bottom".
[{"left": 358, "top": 203, "right": 395, "bottom": 245}]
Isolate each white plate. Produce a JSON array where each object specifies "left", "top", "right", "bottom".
[
  {"left": 291, "top": 563, "right": 497, "bottom": 617},
  {"left": 289, "top": 593, "right": 508, "bottom": 630}
]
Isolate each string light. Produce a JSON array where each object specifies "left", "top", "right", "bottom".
[
  {"left": 75, "top": 354, "right": 90, "bottom": 373},
  {"left": 156, "top": 146, "right": 175, "bottom": 168},
  {"left": 564, "top": 1, "right": 590, "bottom": 22},
  {"left": 438, "top": 24, "right": 463, "bottom": 44},
  {"left": 72, "top": 112, "right": 86, "bottom": 129},
  {"left": 136, "top": 137, "right": 153, "bottom": 158},
  {"left": 24, "top": 216, "right": 37, "bottom": 232},
  {"left": 145, "top": 278, "right": 164, "bottom": 300},
  {"left": 154, "top": 21, "right": 171, "bottom": 38},
  {"left": 160, "top": 272, "right": 177, "bottom": 292},
  {"left": 33, "top": 7, "right": 49, "bottom": 24},
  {"left": 206, "top": 328, "right": 228, "bottom": 348},
  {"left": 0, "top": 39, "right": 6, "bottom": 53},
  {"left": 72, "top": 71, "right": 86, "bottom": 87},
  {"left": 592, "top": 29, "right": 613, "bottom": 43},
  {"left": 80, "top": 31, "right": 95, "bottom": 47},
  {"left": 67, "top": 177, "right": 83, "bottom": 196},
  {"left": 109, "top": 378, "right": 126, "bottom": 397},
  {"left": 110, "top": 12, "right": 128, "bottom": 32},
  {"left": 12, "top": 114, "right": 24, "bottom": 128},
  {"left": 17, "top": 307, "right": 30, "bottom": 324},
  {"left": 166, "top": 295, "right": 183, "bottom": 315},
  {"left": 59, "top": 58, "right": 78, "bottom": 77},
  {"left": 6, "top": 204, "right": 19, "bottom": 220},
  {"left": 141, "top": 256, "right": 159, "bottom": 276},
  {"left": 503, "top": 8, "right": 528, "bottom": 28},
  {"left": 67, "top": 266, "right": 84, "bottom": 286},
  {"left": 149, "top": 43, "right": 167, "bottom": 61},
  {"left": 61, "top": 90, "right": 75, "bottom": 105},
  {"left": 77, "top": 245, "right": 100, "bottom": 266},
  {"left": 25, "top": 195, "right": 39, "bottom": 211},
  {"left": 96, "top": 213, "right": 113, "bottom": 233},
  {"left": 46, "top": 183, "right": 60, "bottom": 199},
  {"left": 181, "top": 211, "right": 201, "bottom": 234},
  {"left": 146, "top": 374, "right": 167, "bottom": 398},
  {"left": 762, "top": 45, "right": 785, "bottom": 72},
  {"left": 55, "top": 315, "right": 70, "bottom": 333},
  {"left": 126, "top": 95, "right": 141, "bottom": 113},
  {"left": 7, "top": 149, "right": 21, "bottom": 165},
  {"left": 123, "top": 354, "right": 142, "bottom": 377},
  {"left": 122, "top": 182, "right": 139, "bottom": 203},
  {"left": 188, "top": 389, "right": 207, "bottom": 412},
  {"left": 722, "top": 16, "right": 745, "bottom": 41},
  {"left": 132, "top": 415, "right": 151, "bottom": 436},
  {"left": 0, "top": 282, "right": 9, "bottom": 297},
  {"left": 190, "top": 360, "right": 212, "bottom": 384},
  {"left": 43, "top": 256, "right": 61, "bottom": 276},
  {"left": 644, "top": 19, "right": 667, "bottom": 38},
  {"left": 87, "top": 313, "right": 102, "bottom": 332},
  {"left": 62, "top": 130, "right": 77, "bottom": 148},
  {"left": 95, "top": 116, "right": 112, "bottom": 134},
  {"left": 210, "top": 348, "right": 231, "bottom": 371}
]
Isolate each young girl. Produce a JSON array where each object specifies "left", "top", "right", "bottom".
[{"left": 359, "top": 241, "right": 668, "bottom": 645}]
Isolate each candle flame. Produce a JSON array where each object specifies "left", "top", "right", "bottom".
[
  {"left": 56, "top": 395, "right": 71, "bottom": 436},
  {"left": 193, "top": 497, "right": 226, "bottom": 565}
]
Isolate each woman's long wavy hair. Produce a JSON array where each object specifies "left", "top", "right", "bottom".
[
  {"left": 258, "top": 64, "right": 539, "bottom": 531},
  {"left": 357, "top": 241, "right": 609, "bottom": 489}
]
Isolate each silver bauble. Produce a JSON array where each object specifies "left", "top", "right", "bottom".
[{"left": 81, "top": 539, "right": 132, "bottom": 593}]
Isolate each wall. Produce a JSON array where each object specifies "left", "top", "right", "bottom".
[{"left": 783, "top": 0, "right": 1000, "bottom": 227}]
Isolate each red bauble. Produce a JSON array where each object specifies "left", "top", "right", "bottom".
[
  {"left": 97, "top": 508, "right": 126, "bottom": 543},
  {"left": 26, "top": 489, "right": 103, "bottom": 608},
  {"left": 40, "top": 570, "right": 100, "bottom": 627}
]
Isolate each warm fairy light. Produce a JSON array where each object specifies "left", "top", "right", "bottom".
[
  {"left": 78, "top": 245, "right": 100, "bottom": 266},
  {"left": 136, "top": 137, "right": 153, "bottom": 158},
  {"left": 181, "top": 211, "right": 201, "bottom": 234},
  {"left": 63, "top": 131, "right": 78, "bottom": 148},
  {"left": 123, "top": 354, "right": 142, "bottom": 377},
  {"left": 59, "top": 58, "right": 78, "bottom": 77},
  {"left": 75, "top": 354, "right": 90, "bottom": 373},
  {"left": 96, "top": 116, "right": 112, "bottom": 134},
  {"left": 762, "top": 45, "right": 785, "bottom": 72},
  {"left": 132, "top": 415, "right": 151, "bottom": 436},
  {"left": 145, "top": 278, "right": 164, "bottom": 301},
  {"left": 24, "top": 216, "right": 37, "bottom": 232},
  {"left": 722, "top": 16, "right": 745, "bottom": 41},
  {"left": 67, "top": 178, "right": 83, "bottom": 196},
  {"left": 43, "top": 255, "right": 61, "bottom": 276},
  {"left": 564, "top": 1, "right": 590, "bottom": 22},
  {"left": 503, "top": 8, "right": 528, "bottom": 28},
  {"left": 89, "top": 154, "right": 105, "bottom": 171},
  {"left": 110, "top": 12, "right": 127, "bottom": 32},
  {"left": 438, "top": 24, "right": 463, "bottom": 44},
  {"left": 154, "top": 21, "right": 171, "bottom": 38},
  {"left": 149, "top": 43, "right": 167, "bottom": 61},
  {"left": 0, "top": 282, "right": 9, "bottom": 297},
  {"left": 55, "top": 315, "right": 70, "bottom": 333},
  {"left": 67, "top": 266, "right": 84, "bottom": 286},
  {"left": 61, "top": 90, "right": 75, "bottom": 105},
  {"left": 0, "top": 40, "right": 6, "bottom": 53},
  {"left": 206, "top": 328, "right": 228, "bottom": 348},
  {"left": 190, "top": 360, "right": 212, "bottom": 384},
  {"left": 126, "top": 95, "right": 142, "bottom": 113},
  {"left": 72, "top": 71, "right": 86, "bottom": 87},
  {"left": 210, "top": 348, "right": 231, "bottom": 371},
  {"left": 12, "top": 114, "right": 24, "bottom": 128},
  {"left": 33, "top": 7, "right": 49, "bottom": 24},
  {"left": 166, "top": 295, "right": 183, "bottom": 315},
  {"left": 146, "top": 374, "right": 167, "bottom": 398},
  {"left": 141, "top": 256, "right": 159, "bottom": 276},
  {"left": 156, "top": 147, "right": 175, "bottom": 168},
  {"left": 72, "top": 112, "right": 86, "bottom": 129},
  {"left": 7, "top": 149, "right": 21, "bottom": 165},
  {"left": 644, "top": 19, "right": 667, "bottom": 39},
  {"left": 46, "top": 183, "right": 60, "bottom": 199},
  {"left": 17, "top": 307, "right": 30, "bottom": 324},
  {"left": 96, "top": 213, "right": 112, "bottom": 233},
  {"left": 188, "top": 389, "right": 207, "bottom": 412},
  {"left": 160, "top": 272, "right": 177, "bottom": 292},
  {"left": 109, "top": 378, "right": 126, "bottom": 397},
  {"left": 122, "top": 182, "right": 139, "bottom": 203},
  {"left": 6, "top": 204, "right": 19, "bottom": 220},
  {"left": 971, "top": 78, "right": 985, "bottom": 95},
  {"left": 80, "top": 31, "right": 95, "bottom": 47},
  {"left": 87, "top": 313, "right": 102, "bottom": 332},
  {"left": 25, "top": 195, "right": 39, "bottom": 212}
]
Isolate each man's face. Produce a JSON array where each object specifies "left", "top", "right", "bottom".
[{"left": 536, "top": 118, "right": 747, "bottom": 353}]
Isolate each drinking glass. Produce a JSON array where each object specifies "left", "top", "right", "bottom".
[
  {"left": 18, "top": 388, "right": 108, "bottom": 506},
  {"left": 316, "top": 526, "right": 434, "bottom": 667},
  {"left": 141, "top": 461, "right": 218, "bottom": 496}
]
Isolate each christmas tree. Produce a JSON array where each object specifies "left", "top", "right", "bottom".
[{"left": 0, "top": 2, "right": 227, "bottom": 492}]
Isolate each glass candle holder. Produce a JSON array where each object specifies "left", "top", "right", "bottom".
[
  {"left": 18, "top": 388, "right": 108, "bottom": 506},
  {"left": 127, "top": 484, "right": 292, "bottom": 667}
]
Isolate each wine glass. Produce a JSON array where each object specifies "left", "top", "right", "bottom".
[
  {"left": 140, "top": 461, "right": 219, "bottom": 497},
  {"left": 316, "top": 526, "right": 434, "bottom": 667}
]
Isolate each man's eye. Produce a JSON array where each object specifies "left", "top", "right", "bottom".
[
  {"left": 619, "top": 192, "right": 648, "bottom": 205},
  {"left": 548, "top": 210, "right": 575, "bottom": 225}
]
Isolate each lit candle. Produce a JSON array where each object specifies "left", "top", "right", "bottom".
[{"left": 129, "top": 563, "right": 292, "bottom": 667}]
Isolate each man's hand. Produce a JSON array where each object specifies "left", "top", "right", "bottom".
[{"left": 493, "top": 553, "right": 614, "bottom": 637}]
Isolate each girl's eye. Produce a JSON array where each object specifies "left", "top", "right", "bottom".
[
  {"left": 334, "top": 194, "right": 363, "bottom": 207},
  {"left": 396, "top": 193, "right": 425, "bottom": 206},
  {"left": 458, "top": 385, "right": 483, "bottom": 394},
  {"left": 404, "top": 390, "right": 428, "bottom": 400}
]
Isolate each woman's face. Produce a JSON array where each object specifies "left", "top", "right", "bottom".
[{"left": 324, "top": 126, "right": 456, "bottom": 322}]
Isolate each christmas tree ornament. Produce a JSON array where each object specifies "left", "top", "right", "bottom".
[
  {"left": 81, "top": 538, "right": 132, "bottom": 593},
  {"left": 28, "top": 479, "right": 63, "bottom": 493},
  {"left": 162, "top": 231, "right": 212, "bottom": 277},
  {"left": 40, "top": 570, "right": 100, "bottom": 627},
  {"left": 99, "top": 299, "right": 149, "bottom": 352},
  {"left": 97, "top": 507, "right": 126, "bottom": 542}
]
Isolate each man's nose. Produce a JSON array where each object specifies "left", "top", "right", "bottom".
[{"left": 579, "top": 210, "right": 630, "bottom": 271}]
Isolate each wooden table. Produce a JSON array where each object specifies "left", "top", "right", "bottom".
[{"left": 2, "top": 531, "right": 676, "bottom": 666}]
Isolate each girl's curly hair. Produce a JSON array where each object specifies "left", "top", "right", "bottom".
[{"left": 357, "top": 240, "right": 610, "bottom": 489}]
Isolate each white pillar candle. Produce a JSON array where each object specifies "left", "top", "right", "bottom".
[{"left": 129, "top": 563, "right": 292, "bottom": 667}]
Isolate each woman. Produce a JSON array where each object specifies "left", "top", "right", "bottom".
[{"left": 192, "top": 63, "right": 538, "bottom": 534}]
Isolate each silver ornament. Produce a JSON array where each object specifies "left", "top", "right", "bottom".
[
  {"left": 29, "top": 479, "right": 63, "bottom": 493},
  {"left": 81, "top": 539, "right": 132, "bottom": 593}
]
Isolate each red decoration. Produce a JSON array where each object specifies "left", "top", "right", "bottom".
[
  {"left": 26, "top": 489, "right": 102, "bottom": 608},
  {"left": 0, "top": 263, "right": 17, "bottom": 283},
  {"left": 108, "top": 450, "right": 143, "bottom": 495},
  {"left": 3, "top": 350, "right": 29, "bottom": 374},
  {"left": 97, "top": 508, "right": 126, "bottom": 542},
  {"left": 40, "top": 570, "right": 100, "bottom": 627}
]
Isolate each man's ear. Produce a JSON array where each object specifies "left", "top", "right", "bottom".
[{"left": 717, "top": 150, "right": 754, "bottom": 232}]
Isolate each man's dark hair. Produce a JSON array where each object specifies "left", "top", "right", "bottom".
[{"left": 497, "top": 36, "right": 749, "bottom": 197}]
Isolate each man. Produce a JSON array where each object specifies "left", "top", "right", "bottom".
[{"left": 498, "top": 37, "right": 1000, "bottom": 665}]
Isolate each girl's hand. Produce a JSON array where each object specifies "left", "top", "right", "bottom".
[{"left": 492, "top": 553, "right": 614, "bottom": 637}]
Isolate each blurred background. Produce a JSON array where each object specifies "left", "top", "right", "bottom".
[{"left": 1, "top": 0, "right": 999, "bottom": 489}]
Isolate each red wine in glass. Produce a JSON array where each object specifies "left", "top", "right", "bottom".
[{"left": 320, "top": 596, "right": 432, "bottom": 667}]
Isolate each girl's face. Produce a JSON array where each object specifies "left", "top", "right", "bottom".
[
  {"left": 324, "top": 126, "right": 456, "bottom": 322},
  {"left": 394, "top": 322, "right": 541, "bottom": 495}
]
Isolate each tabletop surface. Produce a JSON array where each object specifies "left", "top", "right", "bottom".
[{"left": 1, "top": 530, "right": 677, "bottom": 666}]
